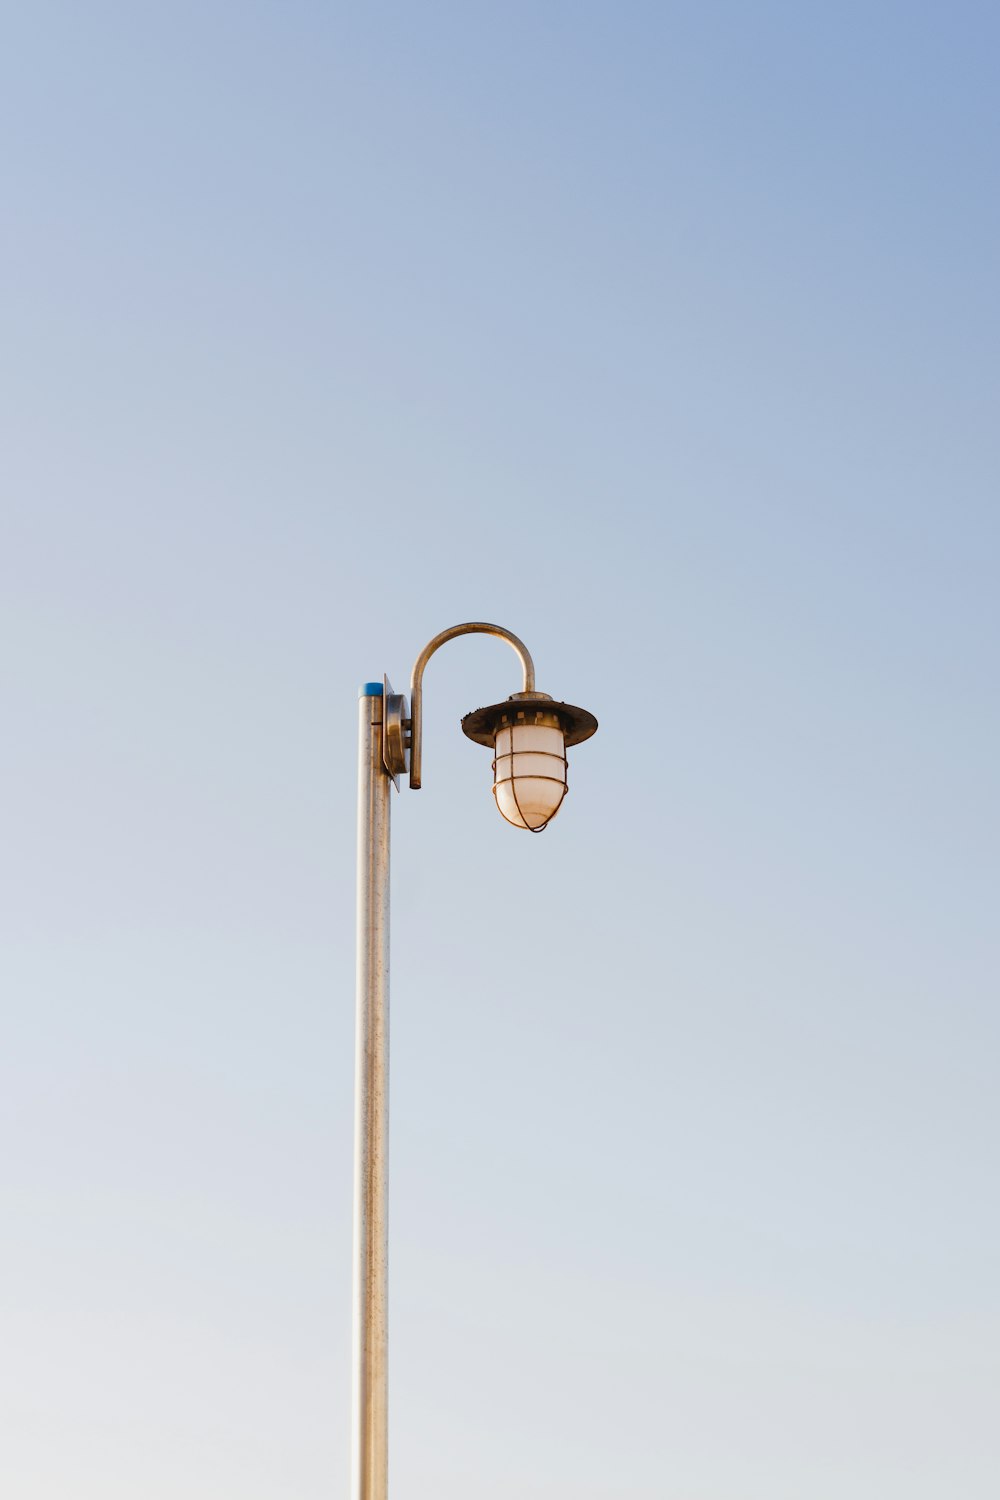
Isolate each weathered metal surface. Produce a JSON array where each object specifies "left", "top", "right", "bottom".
[
  {"left": 407, "top": 622, "right": 535, "bottom": 788},
  {"left": 461, "top": 695, "right": 599, "bottom": 748},
  {"left": 352, "top": 689, "right": 390, "bottom": 1500},
  {"left": 381, "top": 674, "right": 408, "bottom": 786}
]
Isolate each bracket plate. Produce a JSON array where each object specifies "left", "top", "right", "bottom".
[{"left": 382, "top": 673, "right": 409, "bottom": 788}]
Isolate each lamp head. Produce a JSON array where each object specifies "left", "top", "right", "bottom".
[{"left": 461, "top": 692, "right": 598, "bottom": 832}]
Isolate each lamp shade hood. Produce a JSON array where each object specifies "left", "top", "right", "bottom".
[{"left": 461, "top": 693, "right": 598, "bottom": 747}]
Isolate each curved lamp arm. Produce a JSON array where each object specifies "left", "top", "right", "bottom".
[{"left": 408, "top": 622, "right": 535, "bottom": 789}]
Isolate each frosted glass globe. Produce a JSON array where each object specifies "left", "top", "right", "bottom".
[{"left": 493, "top": 723, "right": 567, "bottom": 830}]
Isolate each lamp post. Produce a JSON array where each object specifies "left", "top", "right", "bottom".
[{"left": 352, "top": 622, "right": 598, "bottom": 1500}]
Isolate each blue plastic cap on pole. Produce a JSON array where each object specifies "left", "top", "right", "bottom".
[{"left": 359, "top": 682, "right": 384, "bottom": 697}]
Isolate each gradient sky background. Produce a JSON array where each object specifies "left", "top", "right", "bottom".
[{"left": 3, "top": 4, "right": 998, "bottom": 1497}]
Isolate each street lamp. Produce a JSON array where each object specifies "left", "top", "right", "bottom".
[{"left": 352, "top": 622, "right": 598, "bottom": 1500}]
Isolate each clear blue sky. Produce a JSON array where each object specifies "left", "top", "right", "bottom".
[{"left": 3, "top": 4, "right": 998, "bottom": 1497}]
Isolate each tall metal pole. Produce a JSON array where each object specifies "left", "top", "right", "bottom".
[
  {"left": 352, "top": 684, "right": 390, "bottom": 1500},
  {"left": 348, "top": 629, "right": 582, "bottom": 1498}
]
